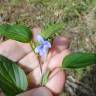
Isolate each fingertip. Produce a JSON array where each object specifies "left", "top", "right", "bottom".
[
  {"left": 19, "top": 52, "right": 39, "bottom": 73},
  {"left": 48, "top": 49, "right": 70, "bottom": 71},
  {"left": 0, "top": 92, "right": 5, "bottom": 96},
  {"left": 32, "top": 27, "right": 41, "bottom": 41},
  {"left": 0, "top": 40, "right": 31, "bottom": 62},
  {"left": 27, "top": 66, "right": 42, "bottom": 88},
  {"left": 53, "top": 36, "right": 70, "bottom": 53},
  {"left": 48, "top": 36, "right": 70, "bottom": 59},
  {"left": 46, "top": 68, "right": 66, "bottom": 94}
]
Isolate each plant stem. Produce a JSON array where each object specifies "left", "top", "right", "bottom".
[
  {"left": 29, "top": 41, "right": 35, "bottom": 52},
  {"left": 29, "top": 41, "right": 43, "bottom": 85}
]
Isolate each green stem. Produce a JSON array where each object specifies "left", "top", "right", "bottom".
[
  {"left": 29, "top": 41, "right": 35, "bottom": 52},
  {"left": 29, "top": 41, "right": 43, "bottom": 85},
  {"left": 60, "top": 67, "right": 67, "bottom": 70},
  {"left": 41, "top": 69, "right": 50, "bottom": 86}
]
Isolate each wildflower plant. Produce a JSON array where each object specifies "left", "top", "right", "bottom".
[
  {"left": 35, "top": 35, "right": 51, "bottom": 58},
  {"left": 0, "top": 23, "right": 96, "bottom": 95}
]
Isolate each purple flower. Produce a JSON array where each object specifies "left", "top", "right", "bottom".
[{"left": 35, "top": 35, "right": 51, "bottom": 57}]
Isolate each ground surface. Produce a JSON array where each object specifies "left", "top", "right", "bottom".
[{"left": 0, "top": 0, "right": 96, "bottom": 96}]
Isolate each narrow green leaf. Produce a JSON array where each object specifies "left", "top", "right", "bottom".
[
  {"left": 0, "top": 55, "right": 28, "bottom": 96},
  {"left": 62, "top": 52, "right": 96, "bottom": 68},
  {"left": 41, "top": 23, "right": 64, "bottom": 40},
  {"left": 0, "top": 24, "right": 32, "bottom": 43},
  {"left": 42, "top": 70, "right": 50, "bottom": 85}
]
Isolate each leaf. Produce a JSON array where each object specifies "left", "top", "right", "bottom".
[
  {"left": 41, "top": 23, "right": 64, "bottom": 40},
  {"left": 0, "top": 55, "right": 28, "bottom": 96},
  {"left": 62, "top": 52, "right": 96, "bottom": 68},
  {"left": 42, "top": 70, "right": 50, "bottom": 85},
  {"left": 0, "top": 24, "right": 32, "bottom": 43},
  {"left": 93, "top": 0, "right": 96, "bottom": 7}
]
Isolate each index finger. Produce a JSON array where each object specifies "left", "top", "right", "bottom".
[{"left": 0, "top": 40, "right": 32, "bottom": 62}]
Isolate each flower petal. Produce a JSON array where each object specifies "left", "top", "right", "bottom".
[
  {"left": 35, "top": 35, "right": 51, "bottom": 58},
  {"left": 40, "top": 46, "right": 48, "bottom": 57},
  {"left": 35, "top": 45, "right": 43, "bottom": 53},
  {"left": 44, "top": 41, "right": 51, "bottom": 48},
  {"left": 36, "top": 35, "right": 44, "bottom": 43},
  {"left": 39, "top": 50, "right": 45, "bottom": 57}
]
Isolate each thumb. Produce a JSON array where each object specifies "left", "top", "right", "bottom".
[
  {"left": 17, "top": 87, "right": 53, "bottom": 96},
  {"left": 32, "top": 27, "right": 41, "bottom": 41}
]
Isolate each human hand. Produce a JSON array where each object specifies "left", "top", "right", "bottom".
[{"left": 0, "top": 27, "right": 70, "bottom": 96}]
